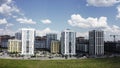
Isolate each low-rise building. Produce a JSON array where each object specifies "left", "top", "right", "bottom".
[
  {"left": 51, "top": 40, "right": 60, "bottom": 54},
  {"left": 104, "top": 41, "right": 120, "bottom": 53},
  {"left": 8, "top": 39, "right": 21, "bottom": 53}
]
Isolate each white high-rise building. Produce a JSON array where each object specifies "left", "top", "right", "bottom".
[
  {"left": 61, "top": 29, "right": 76, "bottom": 56},
  {"left": 21, "top": 28, "right": 35, "bottom": 56},
  {"left": 89, "top": 30, "right": 104, "bottom": 55}
]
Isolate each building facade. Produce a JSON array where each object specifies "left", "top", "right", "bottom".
[
  {"left": 15, "top": 32, "right": 21, "bottom": 40},
  {"left": 35, "top": 36, "right": 46, "bottom": 50},
  {"left": 61, "top": 29, "right": 76, "bottom": 56},
  {"left": 76, "top": 37, "right": 88, "bottom": 53},
  {"left": 89, "top": 30, "right": 104, "bottom": 55},
  {"left": 21, "top": 28, "right": 35, "bottom": 56},
  {"left": 116, "top": 41, "right": 120, "bottom": 53},
  {"left": 8, "top": 39, "right": 21, "bottom": 53},
  {"left": 104, "top": 41, "right": 120, "bottom": 53},
  {"left": 46, "top": 33, "right": 57, "bottom": 50},
  {"left": 51, "top": 40, "right": 60, "bottom": 54},
  {"left": 0, "top": 35, "right": 13, "bottom": 48}
]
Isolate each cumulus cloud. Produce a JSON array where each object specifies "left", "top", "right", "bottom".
[
  {"left": 41, "top": 19, "right": 52, "bottom": 24},
  {"left": 36, "top": 27, "right": 59, "bottom": 36},
  {"left": 0, "top": 0, "right": 20, "bottom": 16},
  {"left": 0, "top": 18, "right": 8, "bottom": 24},
  {"left": 76, "top": 32, "right": 88, "bottom": 38},
  {"left": 68, "top": 14, "right": 120, "bottom": 41},
  {"left": 16, "top": 18, "right": 36, "bottom": 24},
  {"left": 86, "top": 0, "right": 120, "bottom": 7},
  {"left": 116, "top": 5, "right": 120, "bottom": 19},
  {"left": 68, "top": 14, "right": 108, "bottom": 28},
  {"left": 0, "top": 0, "right": 36, "bottom": 24},
  {"left": 103, "top": 25, "right": 120, "bottom": 41},
  {"left": 75, "top": 25, "right": 120, "bottom": 41},
  {"left": 104, "top": 25, "right": 120, "bottom": 33}
]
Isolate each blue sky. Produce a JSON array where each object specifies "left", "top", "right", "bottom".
[
  {"left": 14, "top": 0, "right": 82, "bottom": 30},
  {"left": 1, "top": 0, "right": 120, "bottom": 40}
]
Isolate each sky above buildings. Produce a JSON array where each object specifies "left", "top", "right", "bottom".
[{"left": 0, "top": 0, "right": 120, "bottom": 41}]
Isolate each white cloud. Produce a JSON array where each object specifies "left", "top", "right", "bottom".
[
  {"left": 76, "top": 32, "right": 88, "bottom": 38},
  {"left": 86, "top": 0, "right": 120, "bottom": 7},
  {"left": 0, "top": 29, "right": 4, "bottom": 35},
  {"left": 0, "top": 20, "right": 14, "bottom": 35},
  {"left": 41, "top": 19, "right": 52, "bottom": 24},
  {"left": 0, "top": 0, "right": 36, "bottom": 25},
  {"left": 75, "top": 25, "right": 120, "bottom": 41},
  {"left": 0, "top": 18, "right": 8, "bottom": 24},
  {"left": 116, "top": 5, "right": 120, "bottom": 18},
  {"left": 6, "top": 23, "right": 14, "bottom": 27},
  {"left": 0, "top": 4, "right": 12, "bottom": 15},
  {"left": 103, "top": 25, "right": 120, "bottom": 41},
  {"left": 36, "top": 27, "right": 59, "bottom": 36},
  {"left": 16, "top": 18, "right": 36, "bottom": 24},
  {"left": 0, "top": 28, "right": 15, "bottom": 36},
  {"left": 12, "top": 15, "right": 17, "bottom": 18},
  {"left": 0, "top": 0, "right": 20, "bottom": 16},
  {"left": 68, "top": 14, "right": 120, "bottom": 41},
  {"left": 6, "top": 0, "right": 12, "bottom": 4},
  {"left": 4, "top": 29, "right": 15, "bottom": 36},
  {"left": 104, "top": 25, "right": 120, "bottom": 33},
  {"left": 68, "top": 14, "right": 108, "bottom": 28}
]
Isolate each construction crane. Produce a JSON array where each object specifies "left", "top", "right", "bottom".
[{"left": 110, "top": 35, "right": 120, "bottom": 42}]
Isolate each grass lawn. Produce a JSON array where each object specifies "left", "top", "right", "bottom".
[{"left": 0, "top": 57, "right": 120, "bottom": 68}]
